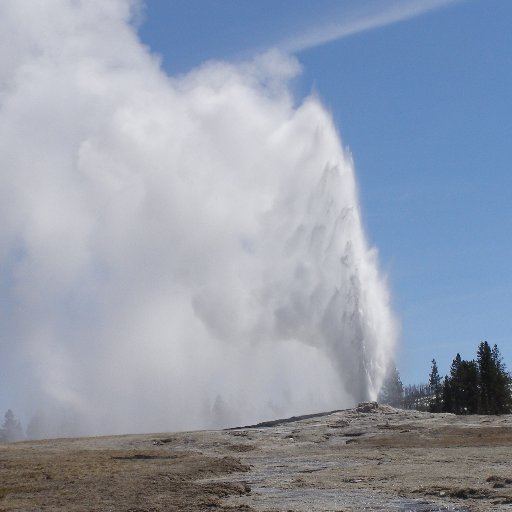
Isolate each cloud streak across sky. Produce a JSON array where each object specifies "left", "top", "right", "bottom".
[{"left": 280, "top": 0, "right": 461, "bottom": 54}]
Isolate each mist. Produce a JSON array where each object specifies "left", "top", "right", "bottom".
[{"left": 0, "top": 0, "right": 397, "bottom": 437}]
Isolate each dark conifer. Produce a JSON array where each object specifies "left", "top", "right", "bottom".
[
  {"left": 489, "top": 343, "right": 511, "bottom": 414},
  {"left": 477, "top": 341, "right": 493, "bottom": 414},
  {"left": 428, "top": 359, "right": 443, "bottom": 412},
  {"left": 378, "top": 362, "right": 404, "bottom": 408},
  {"left": 449, "top": 353, "right": 463, "bottom": 414},
  {"left": 442, "top": 375, "right": 452, "bottom": 413}
]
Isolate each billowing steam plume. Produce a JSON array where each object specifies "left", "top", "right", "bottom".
[{"left": 0, "top": 1, "right": 397, "bottom": 437}]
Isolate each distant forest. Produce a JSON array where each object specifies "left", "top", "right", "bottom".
[{"left": 379, "top": 341, "right": 512, "bottom": 415}]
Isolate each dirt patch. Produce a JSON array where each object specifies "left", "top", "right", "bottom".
[
  {"left": 0, "top": 441, "right": 251, "bottom": 511},
  {"left": 356, "top": 424, "right": 512, "bottom": 449},
  {"left": 227, "top": 444, "right": 256, "bottom": 453}
]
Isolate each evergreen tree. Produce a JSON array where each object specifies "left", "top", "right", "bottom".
[
  {"left": 442, "top": 375, "right": 452, "bottom": 413},
  {"left": 0, "top": 409, "right": 24, "bottom": 442},
  {"left": 491, "top": 344, "right": 512, "bottom": 413},
  {"left": 448, "top": 353, "right": 463, "bottom": 413},
  {"left": 378, "top": 362, "right": 404, "bottom": 407},
  {"left": 444, "top": 354, "right": 479, "bottom": 414},
  {"left": 428, "top": 359, "right": 443, "bottom": 413},
  {"left": 458, "top": 359, "right": 479, "bottom": 414},
  {"left": 477, "top": 341, "right": 494, "bottom": 414},
  {"left": 477, "top": 341, "right": 511, "bottom": 414}
]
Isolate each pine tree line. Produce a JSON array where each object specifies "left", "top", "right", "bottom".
[
  {"left": 432, "top": 341, "right": 512, "bottom": 415},
  {"left": 379, "top": 341, "right": 512, "bottom": 415}
]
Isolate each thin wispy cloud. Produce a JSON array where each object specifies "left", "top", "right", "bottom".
[{"left": 281, "top": 0, "right": 462, "bottom": 53}]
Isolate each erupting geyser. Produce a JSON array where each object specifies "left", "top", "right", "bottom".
[{"left": 0, "top": 0, "right": 397, "bottom": 437}]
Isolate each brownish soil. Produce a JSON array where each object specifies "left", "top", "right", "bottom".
[{"left": 1, "top": 404, "right": 512, "bottom": 511}]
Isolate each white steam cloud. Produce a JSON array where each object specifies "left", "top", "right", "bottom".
[{"left": 0, "top": 0, "right": 397, "bottom": 437}]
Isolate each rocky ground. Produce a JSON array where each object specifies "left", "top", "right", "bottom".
[{"left": 1, "top": 403, "right": 512, "bottom": 511}]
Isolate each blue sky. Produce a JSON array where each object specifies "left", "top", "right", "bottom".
[{"left": 139, "top": 0, "right": 512, "bottom": 384}]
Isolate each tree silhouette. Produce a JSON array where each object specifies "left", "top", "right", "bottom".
[
  {"left": 378, "top": 362, "right": 404, "bottom": 407},
  {"left": 428, "top": 359, "right": 443, "bottom": 413},
  {"left": 0, "top": 409, "right": 24, "bottom": 442},
  {"left": 490, "top": 344, "right": 512, "bottom": 414},
  {"left": 477, "top": 341, "right": 494, "bottom": 414},
  {"left": 436, "top": 342, "right": 511, "bottom": 415},
  {"left": 477, "top": 341, "right": 512, "bottom": 414}
]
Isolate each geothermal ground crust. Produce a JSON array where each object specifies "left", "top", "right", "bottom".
[{"left": 1, "top": 404, "right": 512, "bottom": 511}]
